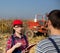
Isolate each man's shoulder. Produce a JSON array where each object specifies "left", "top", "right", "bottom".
[
  {"left": 37, "top": 38, "right": 50, "bottom": 47},
  {"left": 36, "top": 38, "right": 51, "bottom": 52},
  {"left": 37, "top": 35, "right": 60, "bottom": 47}
]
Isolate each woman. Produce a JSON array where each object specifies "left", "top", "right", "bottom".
[{"left": 6, "top": 19, "right": 29, "bottom": 53}]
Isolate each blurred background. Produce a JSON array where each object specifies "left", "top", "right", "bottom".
[{"left": 0, "top": 0, "right": 60, "bottom": 53}]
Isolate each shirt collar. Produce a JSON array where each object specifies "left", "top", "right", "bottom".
[{"left": 13, "top": 34, "right": 24, "bottom": 38}]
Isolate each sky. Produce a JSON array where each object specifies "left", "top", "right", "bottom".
[{"left": 0, "top": 0, "right": 60, "bottom": 19}]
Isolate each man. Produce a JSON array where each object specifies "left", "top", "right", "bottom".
[{"left": 36, "top": 10, "right": 60, "bottom": 53}]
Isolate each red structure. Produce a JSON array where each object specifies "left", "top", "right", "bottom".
[{"left": 25, "top": 14, "right": 48, "bottom": 39}]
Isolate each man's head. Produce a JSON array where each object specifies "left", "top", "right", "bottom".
[{"left": 48, "top": 10, "right": 60, "bottom": 30}]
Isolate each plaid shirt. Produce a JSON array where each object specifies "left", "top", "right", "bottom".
[{"left": 6, "top": 34, "right": 28, "bottom": 52}]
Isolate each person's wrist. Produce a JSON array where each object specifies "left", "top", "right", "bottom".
[{"left": 12, "top": 45, "right": 16, "bottom": 49}]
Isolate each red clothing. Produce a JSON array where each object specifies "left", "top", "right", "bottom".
[{"left": 6, "top": 34, "right": 28, "bottom": 51}]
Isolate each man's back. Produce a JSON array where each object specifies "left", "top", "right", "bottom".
[{"left": 36, "top": 35, "right": 60, "bottom": 53}]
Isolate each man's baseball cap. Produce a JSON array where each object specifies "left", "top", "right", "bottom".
[{"left": 12, "top": 19, "right": 23, "bottom": 26}]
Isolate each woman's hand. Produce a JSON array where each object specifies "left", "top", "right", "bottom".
[
  {"left": 21, "top": 49, "right": 29, "bottom": 53},
  {"left": 13, "top": 43, "right": 22, "bottom": 48}
]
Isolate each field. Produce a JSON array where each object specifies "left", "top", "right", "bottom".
[
  {"left": 0, "top": 19, "right": 47, "bottom": 53},
  {"left": 0, "top": 33, "right": 46, "bottom": 53}
]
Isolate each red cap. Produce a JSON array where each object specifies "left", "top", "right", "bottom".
[{"left": 12, "top": 19, "right": 23, "bottom": 26}]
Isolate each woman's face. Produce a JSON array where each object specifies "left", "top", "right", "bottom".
[{"left": 13, "top": 25, "right": 23, "bottom": 34}]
